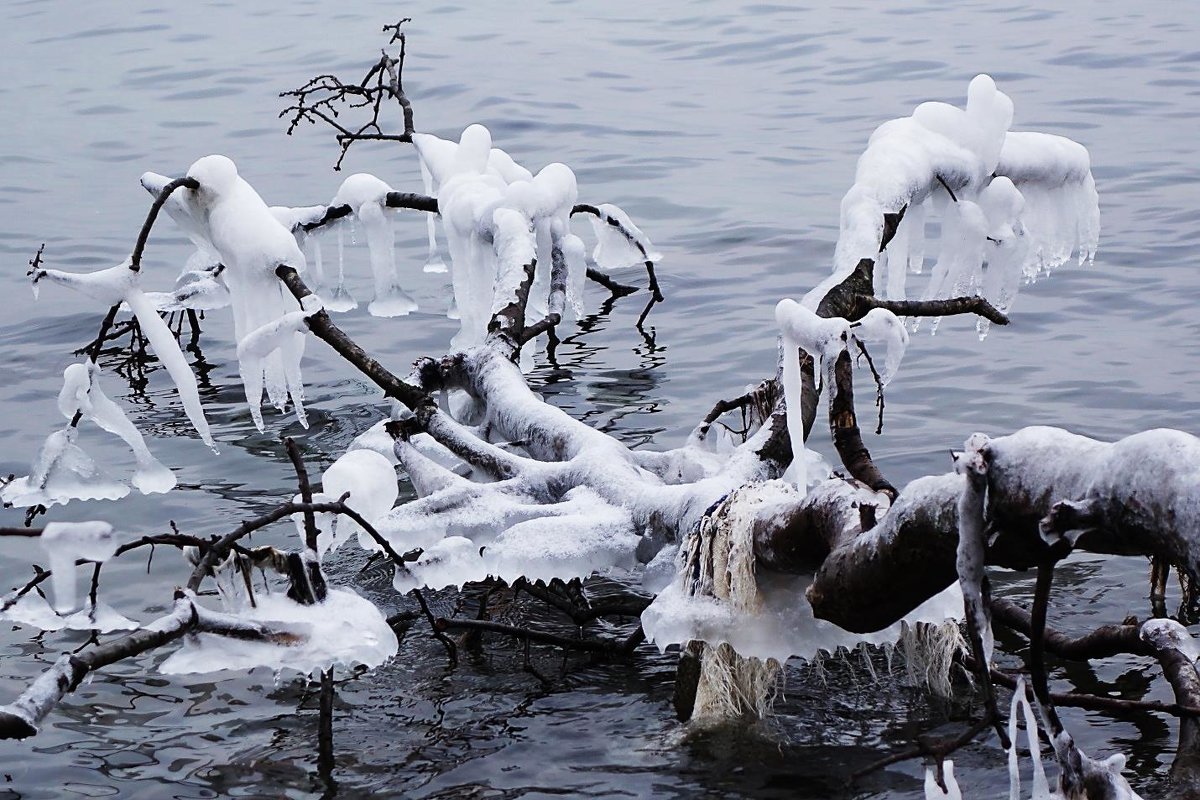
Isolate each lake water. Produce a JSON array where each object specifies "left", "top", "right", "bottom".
[{"left": 1, "top": 1, "right": 1198, "bottom": 797}]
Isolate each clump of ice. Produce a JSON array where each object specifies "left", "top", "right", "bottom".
[
  {"left": 39, "top": 521, "right": 117, "bottom": 614},
  {"left": 31, "top": 257, "right": 216, "bottom": 450},
  {"left": 586, "top": 203, "right": 662, "bottom": 270},
  {"left": 58, "top": 362, "right": 175, "bottom": 494},
  {"left": 182, "top": 154, "right": 310, "bottom": 430},
  {"left": 160, "top": 588, "right": 397, "bottom": 676},
  {"left": 809, "top": 74, "right": 1099, "bottom": 327},
  {"left": 0, "top": 426, "right": 129, "bottom": 508},
  {"left": 291, "top": 448, "right": 399, "bottom": 558}
]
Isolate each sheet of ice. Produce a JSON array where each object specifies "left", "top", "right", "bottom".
[
  {"left": 148, "top": 265, "right": 231, "bottom": 313},
  {"left": 392, "top": 536, "right": 487, "bottom": 593},
  {"left": 63, "top": 601, "right": 138, "bottom": 633},
  {"left": 40, "top": 521, "right": 117, "bottom": 614},
  {"left": 0, "top": 426, "right": 129, "bottom": 508},
  {"left": 1, "top": 592, "right": 67, "bottom": 631},
  {"left": 160, "top": 588, "right": 397, "bottom": 677},
  {"left": 58, "top": 362, "right": 176, "bottom": 494}
]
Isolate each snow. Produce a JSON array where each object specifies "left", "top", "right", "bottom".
[
  {"left": 160, "top": 588, "right": 397, "bottom": 677},
  {"left": 40, "top": 521, "right": 117, "bottom": 614}
]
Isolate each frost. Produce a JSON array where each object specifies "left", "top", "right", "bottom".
[
  {"left": 40, "top": 521, "right": 117, "bottom": 614},
  {"left": 159, "top": 588, "right": 397, "bottom": 677}
]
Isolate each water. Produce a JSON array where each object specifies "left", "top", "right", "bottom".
[{"left": 1, "top": 1, "right": 1198, "bottom": 796}]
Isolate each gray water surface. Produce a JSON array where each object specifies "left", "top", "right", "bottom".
[{"left": 1, "top": 1, "right": 1198, "bottom": 797}]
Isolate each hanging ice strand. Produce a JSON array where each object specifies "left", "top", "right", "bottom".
[{"left": 332, "top": 173, "right": 418, "bottom": 317}]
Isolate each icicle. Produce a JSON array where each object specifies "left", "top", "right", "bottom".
[
  {"left": 125, "top": 288, "right": 216, "bottom": 449},
  {"left": 924, "top": 761, "right": 963, "bottom": 799},
  {"left": 324, "top": 226, "right": 357, "bottom": 312},
  {"left": 332, "top": 173, "right": 417, "bottom": 317},
  {"left": 851, "top": 308, "right": 909, "bottom": 385}
]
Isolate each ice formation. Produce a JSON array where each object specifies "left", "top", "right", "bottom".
[
  {"left": 330, "top": 173, "right": 418, "bottom": 317},
  {"left": 160, "top": 588, "right": 397, "bottom": 677},
  {"left": 178, "top": 154, "right": 311, "bottom": 429},
  {"left": 0, "top": 426, "right": 129, "bottom": 508},
  {"left": 924, "top": 761, "right": 962, "bottom": 799},
  {"left": 641, "top": 481, "right": 964, "bottom": 664},
  {"left": 31, "top": 258, "right": 216, "bottom": 449},
  {"left": 291, "top": 448, "right": 398, "bottom": 558},
  {"left": 774, "top": 299, "right": 906, "bottom": 489},
  {"left": 955, "top": 433, "right": 994, "bottom": 665},
  {"left": 39, "top": 521, "right": 117, "bottom": 614},
  {"left": 806, "top": 74, "right": 1099, "bottom": 328},
  {"left": 413, "top": 125, "right": 599, "bottom": 347},
  {"left": 58, "top": 362, "right": 175, "bottom": 494}
]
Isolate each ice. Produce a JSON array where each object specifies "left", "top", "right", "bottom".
[
  {"left": 160, "top": 587, "right": 397, "bottom": 677},
  {"left": 40, "top": 521, "right": 117, "bottom": 614},
  {"left": 1, "top": 592, "right": 66, "bottom": 631},
  {"left": 183, "top": 154, "right": 309, "bottom": 430},
  {"left": 1008, "top": 676, "right": 1053, "bottom": 799},
  {"left": 924, "top": 761, "right": 963, "bottom": 799},
  {"left": 392, "top": 536, "right": 487, "bottom": 593},
  {"left": 641, "top": 481, "right": 964, "bottom": 663},
  {"left": 587, "top": 203, "right": 661, "bottom": 270},
  {"left": 808, "top": 75, "right": 1098, "bottom": 316},
  {"left": 1140, "top": 617, "right": 1200, "bottom": 664},
  {"left": 320, "top": 227, "right": 358, "bottom": 312},
  {"left": 31, "top": 259, "right": 138, "bottom": 305},
  {"left": 348, "top": 418, "right": 400, "bottom": 466},
  {"left": 58, "top": 362, "right": 176, "bottom": 494},
  {"left": 331, "top": 173, "right": 418, "bottom": 317},
  {"left": 851, "top": 308, "right": 909, "bottom": 385},
  {"left": 955, "top": 433, "right": 994, "bottom": 664},
  {"left": 63, "top": 601, "right": 138, "bottom": 633},
  {"left": 236, "top": 308, "right": 316, "bottom": 430},
  {"left": 319, "top": 449, "right": 398, "bottom": 557},
  {"left": 150, "top": 265, "right": 231, "bottom": 313},
  {"left": 0, "top": 426, "right": 129, "bottom": 508},
  {"left": 125, "top": 288, "right": 217, "bottom": 448},
  {"left": 269, "top": 204, "right": 329, "bottom": 233}
]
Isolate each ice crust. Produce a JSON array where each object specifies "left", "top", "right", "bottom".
[
  {"left": 160, "top": 588, "right": 397, "bottom": 677},
  {"left": 806, "top": 74, "right": 1099, "bottom": 324}
]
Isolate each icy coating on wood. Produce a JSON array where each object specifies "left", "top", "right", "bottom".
[
  {"left": 805, "top": 74, "right": 1099, "bottom": 325},
  {"left": 160, "top": 588, "right": 397, "bottom": 677}
]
